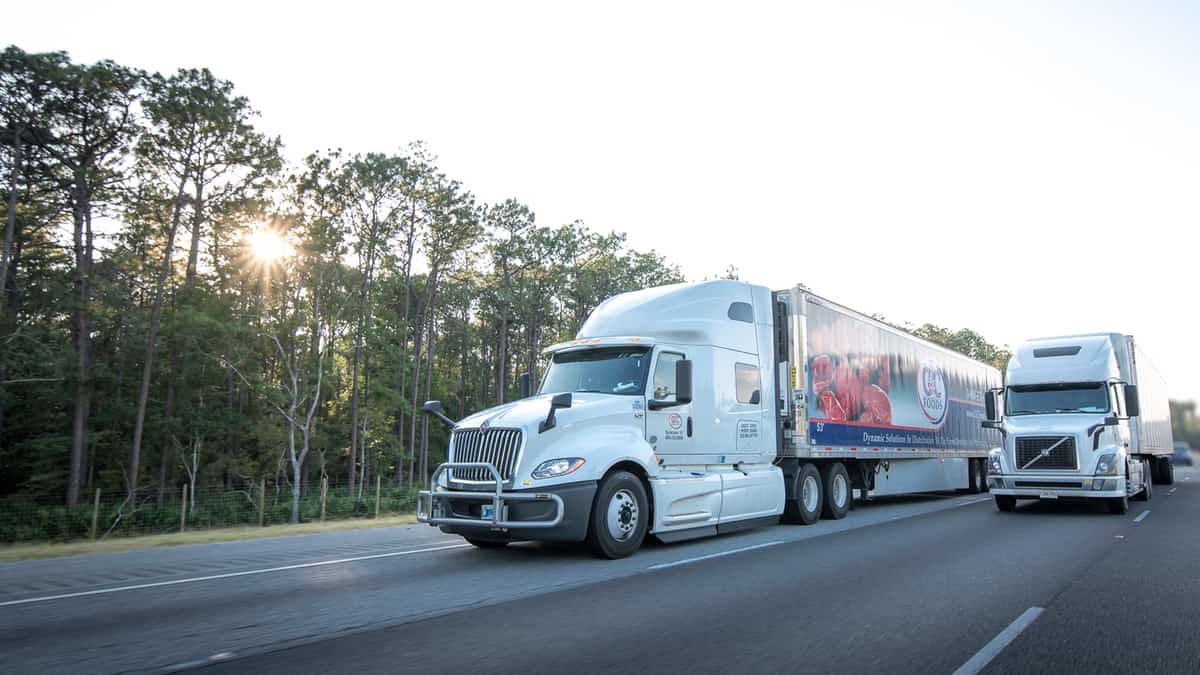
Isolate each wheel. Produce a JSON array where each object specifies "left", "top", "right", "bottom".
[
  {"left": 586, "top": 470, "right": 649, "bottom": 559},
  {"left": 1161, "top": 457, "right": 1175, "bottom": 485},
  {"left": 820, "top": 463, "right": 851, "bottom": 520},
  {"left": 994, "top": 494, "right": 1016, "bottom": 512},
  {"left": 1134, "top": 460, "right": 1152, "bottom": 502},
  {"left": 783, "top": 463, "right": 823, "bottom": 525},
  {"left": 1107, "top": 492, "right": 1129, "bottom": 514},
  {"left": 465, "top": 537, "right": 509, "bottom": 549},
  {"left": 968, "top": 458, "right": 986, "bottom": 494}
]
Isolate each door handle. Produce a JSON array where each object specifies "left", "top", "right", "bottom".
[{"left": 687, "top": 417, "right": 693, "bottom": 438}]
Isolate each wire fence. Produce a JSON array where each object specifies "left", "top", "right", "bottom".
[{"left": 0, "top": 478, "right": 422, "bottom": 544}]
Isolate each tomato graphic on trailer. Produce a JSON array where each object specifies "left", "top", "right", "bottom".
[{"left": 803, "top": 299, "right": 999, "bottom": 450}]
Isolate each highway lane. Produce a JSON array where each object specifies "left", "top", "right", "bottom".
[
  {"left": 203, "top": 466, "right": 1200, "bottom": 675},
  {"left": 3, "top": 468, "right": 1197, "bottom": 674},
  {"left": 1, "top": 489, "right": 993, "bottom": 674}
]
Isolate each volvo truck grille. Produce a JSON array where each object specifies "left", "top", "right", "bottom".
[
  {"left": 1015, "top": 436, "right": 1078, "bottom": 470},
  {"left": 449, "top": 428, "right": 523, "bottom": 483}
]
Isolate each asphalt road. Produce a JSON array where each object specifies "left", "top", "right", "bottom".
[{"left": 3, "top": 467, "right": 1197, "bottom": 675}]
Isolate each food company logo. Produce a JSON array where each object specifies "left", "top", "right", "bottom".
[
  {"left": 667, "top": 413, "right": 683, "bottom": 430},
  {"left": 916, "top": 362, "right": 947, "bottom": 425}
]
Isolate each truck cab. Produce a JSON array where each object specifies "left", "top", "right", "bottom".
[
  {"left": 417, "top": 280, "right": 785, "bottom": 558},
  {"left": 983, "top": 333, "right": 1170, "bottom": 513}
]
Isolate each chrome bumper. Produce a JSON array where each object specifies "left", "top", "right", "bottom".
[{"left": 417, "top": 462, "right": 565, "bottom": 529}]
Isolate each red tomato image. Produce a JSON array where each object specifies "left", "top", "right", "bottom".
[
  {"left": 877, "top": 357, "right": 890, "bottom": 392},
  {"left": 811, "top": 354, "right": 833, "bottom": 396},
  {"left": 819, "top": 389, "right": 847, "bottom": 421},
  {"left": 833, "top": 364, "right": 861, "bottom": 420},
  {"left": 861, "top": 384, "right": 892, "bottom": 425}
]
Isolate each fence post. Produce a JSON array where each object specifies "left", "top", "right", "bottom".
[
  {"left": 90, "top": 488, "right": 101, "bottom": 541},
  {"left": 180, "top": 483, "right": 189, "bottom": 533},
  {"left": 374, "top": 475, "right": 381, "bottom": 519},
  {"left": 320, "top": 476, "right": 328, "bottom": 523},
  {"left": 257, "top": 478, "right": 266, "bottom": 527}
]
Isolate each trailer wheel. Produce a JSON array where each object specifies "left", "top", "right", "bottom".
[
  {"left": 1159, "top": 457, "right": 1175, "bottom": 485},
  {"left": 586, "top": 470, "right": 648, "bottom": 559},
  {"left": 783, "top": 463, "right": 822, "bottom": 525},
  {"left": 1106, "top": 492, "right": 1128, "bottom": 515},
  {"left": 994, "top": 495, "right": 1016, "bottom": 512},
  {"left": 968, "top": 459, "right": 986, "bottom": 494},
  {"left": 820, "top": 463, "right": 851, "bottom": 520},
  {"left": 465, "top": 537, "right": 509, "bottom": 549}
]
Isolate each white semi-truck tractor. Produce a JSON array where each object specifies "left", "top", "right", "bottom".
[
  {"left": 418, "top": 280, "right": 1003, "bottom": 558},
  {"left": 983, "top": 333, "right": 1174, "bottom": 514}
]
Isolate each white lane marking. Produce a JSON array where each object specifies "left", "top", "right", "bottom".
[
  {"left": 958, "top": 497, "right": 992, "bottom": 506},
  {"left": 0, "top": 543, "right": 471, "bottom": 608},
  {"left": 648, "top": 541, "right": 783, "bottom": 570},
  {"left": 1169, "top": 488, "right": 1177, "bottom": 494},
  {"left": 952, "top": 607, "right": 1044, "bottom": 675},
  {"left": 1133, "top": 510, "right": 1150, "bottom": 523}
]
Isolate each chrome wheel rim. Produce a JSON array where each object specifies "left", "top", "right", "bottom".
[
  {"left": 606, "top": 488, "right": 639, "bottom": 541},
  {"left": 833, "top": 473, "right": 848, "bottom": 508},
  {"left": 802, "top": 474, "right": 820, "bottom": 512}
]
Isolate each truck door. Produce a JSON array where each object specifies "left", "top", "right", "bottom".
[{"left": 646, "top": 350, "right": 695, "bottom": 455}]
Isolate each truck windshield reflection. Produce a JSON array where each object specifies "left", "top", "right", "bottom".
[
  {"left": 1006, "top": 383, "right": 1110, "bottom": 415},
  {"left": 539, "top": 347, "right": 651, "bottom": 396}
]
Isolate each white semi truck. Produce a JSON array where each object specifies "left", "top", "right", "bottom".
[
  {"left": 984, "top": 333, "right": 1174, "bottom": 514},
  {"left": 418, "top": 280, "right": 1002, "bottom": 558}
]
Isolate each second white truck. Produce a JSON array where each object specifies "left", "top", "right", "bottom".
[
  {"left": 418, "top": 280, "right": 1003, "bottom": 558},
  {"left": 984, "top": 333, "right": 1174, "bottom": 513}
]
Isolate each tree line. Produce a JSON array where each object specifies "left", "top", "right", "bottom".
[
  {"left": 0, "top": 46, "right": 683, "bottom": 522},
  {"left": 10, "top": 45, "right": 1133, "bottom": 528}
]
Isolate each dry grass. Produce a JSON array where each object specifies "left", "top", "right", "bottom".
[{"left": 0, "top": 514, "right": 418, "bottom": 562}]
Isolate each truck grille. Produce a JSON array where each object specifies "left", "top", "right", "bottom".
[
  {"left": 1015, "top": 436, "right": 1078, "bottom": 470},
  {"left": 449, "top": 428, "right": 523, "bottom": 483}
]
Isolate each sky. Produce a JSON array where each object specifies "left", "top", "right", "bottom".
[{"left": 6, "top": 1, "right": 1200, "bottom": 400}]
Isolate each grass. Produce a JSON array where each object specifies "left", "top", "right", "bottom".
[{"left": 0, "top": 514, "right": 418, "bottom": 563}]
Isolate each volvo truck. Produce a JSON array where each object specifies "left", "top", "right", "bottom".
[
  {"left": 418, "top": 280, "right": 1003, "bottom": 558},
  {"left": 983, "top": 333, "right": 1174, "bottom": 514}
]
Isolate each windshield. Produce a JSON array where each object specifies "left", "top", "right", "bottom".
[
  {"left": 1005, "top": 382, "right": 1109, "bottom": 415},
  {"left": 539, "top": 347, "right": 652, "bottom": 396}
]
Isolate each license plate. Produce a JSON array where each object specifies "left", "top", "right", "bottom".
[
  {"left": 480, "top": 505, "right": 495, "bottom": 520},
  {"left": 1039, "top": 490, "right": 1058, "bottom": 500}
]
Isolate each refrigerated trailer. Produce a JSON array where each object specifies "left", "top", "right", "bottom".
[
  {"left": 418, "top": 280, "right": 1003, "bottom": 558},
  {"left": 983, "top": 333, "right": 1174, "bottom": 514}
]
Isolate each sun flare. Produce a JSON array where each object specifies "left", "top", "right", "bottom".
[{"left": 247, "top": 227, "right": 293, "bottom": 263}]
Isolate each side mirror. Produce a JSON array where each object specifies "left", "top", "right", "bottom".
[
  {"left": 749, "top": 390, "right": 760, "bottom": 405},
  {"left": 422, "top": 400, "right": 456, "bottom": 430},
  {"left": 1124, "top": 384, "right": 1140, "bottom": 417},
  {"left": 518, "top": 372, "right": 531, "bottom": 399},
  {"left": 675, "top": 359, "right": 693, "bottom": 405},
  {"left": 539, "top": 392, "right": 573, "bottom": 434},
  {"left": 984, "top": 390, "right": 998, "bottom": 422}
]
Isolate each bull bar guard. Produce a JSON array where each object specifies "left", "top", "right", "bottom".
[{"left": 417, "top": 462, "right": 565, "bottom": 529}]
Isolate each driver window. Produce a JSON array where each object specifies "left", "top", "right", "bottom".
[{"left": 653, "top": 352, "right": 683, "bottom": 400}]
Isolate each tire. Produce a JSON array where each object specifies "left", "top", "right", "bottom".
[
  {"left": 783, "top": 463, "right": 822, "bottom": 525},
  {"left": 968, "top": 458, "right": 986, "bottom": 494},
  {"left": 994, "top": 494, "right": 1016, "bottom": 512},
  {"left": 1134, "top": 460, "right": 1152, "bottom": 502},
  {"left": 586, "top": 470, "right": 649, "bottom": 559},
  {"left": 465, "top": 537, "right": 509, "bottom": 549},
  {"left": 1107, "top": 492, "right": 1129, "bottom": 514},
  {"left": 819, "top": 463, "right": 851, "bottom": 520},
  {"left": 1161, "top": 457, "right": 1175, "bottom": 485}
]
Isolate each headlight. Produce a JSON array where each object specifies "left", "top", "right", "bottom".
[
  {"left": 988, "top": 450, "right": 1003, "bottom": 474},
  {"left": 1094, "top": 453, "right": 1119, "bottom": 475},
  {"left": 532, "top": 458, "right": 586, "bottom": 480}
]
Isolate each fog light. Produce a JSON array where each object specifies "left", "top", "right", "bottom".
[
  {"left": 1102, "top": 479, "right": 1117, "bottom": 491},
  {"left": 1092, "top": 479, "right": 1105, "bottom": 490}
]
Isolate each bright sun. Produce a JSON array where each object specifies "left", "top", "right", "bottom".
[{"left": 247, "top": 227, "right": 293, "bottom": 263}]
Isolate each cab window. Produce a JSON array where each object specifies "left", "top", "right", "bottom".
[
  {"left": 736, "top": 362, "right": 760, "bottom": 404},
  {"left": 652, "top": 352, "right": 684, "bottom": 400}
]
